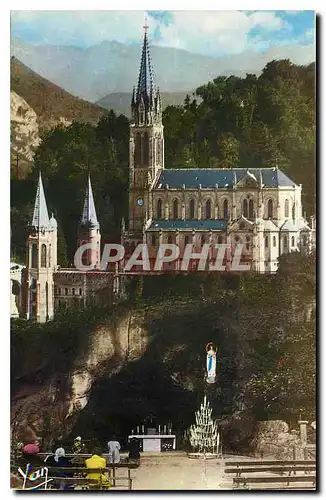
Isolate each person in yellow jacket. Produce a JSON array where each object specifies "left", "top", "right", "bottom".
[{"left": 85, "top": 447, "right": 110, "bottom": 489}]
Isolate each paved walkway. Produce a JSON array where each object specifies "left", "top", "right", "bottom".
[{"left": 130, "top": 452, "right": 229, "bottom": 490}]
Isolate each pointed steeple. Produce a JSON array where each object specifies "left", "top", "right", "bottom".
[
  {"left": 136, "top": 22, "right": 154, "bottom": 108},
  {"left": 131, "top": 22, "right": 161, "bottom": 125},
  {"left": 81, "top": 176, "right": 99, "bottom": 228},
  {"left": 31, "top": 172, "right": 50, "bottom": 230}
]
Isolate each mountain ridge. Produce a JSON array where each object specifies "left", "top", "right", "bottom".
[{"left": 11, "top": 36, "right": 315, "bottom": 102}]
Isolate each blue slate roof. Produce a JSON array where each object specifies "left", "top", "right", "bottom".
[
  {"left": 30, "top": 172, "right": 50, "bottom": 229},
  {"left": 154, "top": 168, "right": 295, "bottom": 189},
  {"left": 148, "top": 220, "right": 227, "bottom": 231},
  {"left": 81, "top": 176, "right": 99, "bottom": 228}
]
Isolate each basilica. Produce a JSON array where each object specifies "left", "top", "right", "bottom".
[{"left": 11, "top": 27, "right": 315, "bottom": 322}]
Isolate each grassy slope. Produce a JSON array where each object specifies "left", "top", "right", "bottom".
[{"left": 11, "top": 57, "right": 107, "bottom": 128}]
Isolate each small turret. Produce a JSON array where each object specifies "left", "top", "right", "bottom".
[{"left": 77, "top": 175, "right": 101, "bottom": 269}]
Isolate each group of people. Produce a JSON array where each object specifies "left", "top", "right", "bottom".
[{"left": 18, "top": 435, "right": 140, "bottom": 490}]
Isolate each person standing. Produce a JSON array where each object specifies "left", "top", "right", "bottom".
[{"left": 107, "top": 439, "right": 121, "bottom": 464}]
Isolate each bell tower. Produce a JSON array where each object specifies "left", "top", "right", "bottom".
[
  {"left": 26, "top": 173, "right": 57, "bottom": 322},
  {"left": 128, "top": 22, "right": 164, "bottom": 240}
]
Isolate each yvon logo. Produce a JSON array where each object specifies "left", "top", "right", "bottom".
[{"left": 17, "top": 463, "right": 53, "bottom": 490}]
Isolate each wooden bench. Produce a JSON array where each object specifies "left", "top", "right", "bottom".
[
  {"left": 225, "top": 460, "right": 316, "bottom": 490},
  {"left": 47, "top": 466, "right": 134, "bottom": 490}
]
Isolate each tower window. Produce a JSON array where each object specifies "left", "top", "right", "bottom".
[
  {"left": 72, "top": 288, "right": 75, "bottom": 296},
  {"left": 284, "top": 199, "right": 289, "bottom": 218},
  {"left": 65, "top": 288, "right": 68, "bottom": 296},
  {"left": 173, "top": 199, "right": 179, "bottom": 219},
  {"left": 205, "top": 199, "right": 212, "bottom": 219},
  {"left": 135, "top": 133, "right": 141, "bottom": 166},
  {"left": 41, "top": 244, "right": 47, "bottom": 267},
  {"left": 79, "top": 288, "right": 82, "bottom": 295},
  {"left": 31, "top": 243, "right": 38, "bottom": 268},
  {"left": 283, "top": 236, "right": 288, "bottom": 248},
  {"left": 217, "top": 235, "right": 223, "bottom": 244},
  {"left": 223, "top": 200, "right": 228, "bottom": 219},
  {"left": 273, "top": 236, "right": 276, "bottom": 247},
  {"left": 143, "top": 132, "right": 149, "bottom": 165},
  {"left": 58, "top": 288, "right": 61, "bottom": 296},
  {"left": 267, "top": 199, "right": 273, "bottom": 219},
  {"left": 49, "top": 244, "right": 52, "bottom": 268},
  {"left": 189, "top": 199, "right": 195, "bottom": 219},
  {"left": 249, "top": 199, "right": 254, "bottom": 219},
  {"left": 184, "top": 235, "right": 190, "bottom": 246},
  {"left": 168, "top": 235, "right": 173, "bottom": 244},
  {"left": 156, "top": 199, "right": 162, "bottom": 219},
  {"left": 243, "top": 199, "right": 248, "bottom": 218},
  {"left": 291, "top": 236, "right": 295, "bottom": 247},
  {"left": 302, "top": 235, "right": 307, "bottom": 246},
  {"left": 265, "top": 236, "right": 268, "bottom": 248},
  {"left": 292, "top": 202, "right": 296, "bottom": 219}
]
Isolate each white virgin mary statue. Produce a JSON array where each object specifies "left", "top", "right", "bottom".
[{"left": 206, "top": 343, "right": 217, "bottom": 383}]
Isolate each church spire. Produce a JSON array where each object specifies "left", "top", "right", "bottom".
[
  {"left": 81, "top": 175, "right": 99, "bottom": 228},
  {"left": 136, "top": 20, "right": 154, "bottom": 107},
  {"left": 31, "top": 172, "right": 50, "bottom": 230},
  {"left": 131, "top": 21, "right": 161, "bottom": 125}
]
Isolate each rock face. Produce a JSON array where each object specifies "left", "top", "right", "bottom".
[
  {"left": 10, "top": 90, "right": 40, "bottom": 162},
  {"left": 11, "top": 309, "right": 148, "bottom": 448},
  {"left": 250, "top": 420, "right": 301, "bottom": 459}
]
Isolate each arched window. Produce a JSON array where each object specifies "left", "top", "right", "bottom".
[
  {"left": 265, "top": 236, "right": 268, "bottom": 248},
  {"left": 65, "top": 288, "right": 68, "bottom": 296},
  {"left": 291, "top": 236, "right": 295, "bottom": 247},
  {"left": 157, "top": 138, "right": 162, "bottom": 166},
  {"left": 223, "top": 200, "right": 228, "bottom": 219},
  {"left": 243, "top": 199, "right": 248, "bottom": 218},
  {"left": 292, "top": 202, "right": 296, "bottom": 220},
  {"left": 216, "top": 204, "right": 219, "bottom": 219},
  {"left": 134, "top": 133, "right": 141, "bottom": 166},
  {"left": 205, "top": 199, "right": 212, "bottom": 219},
  {"left": 249, "top": 199, "right": 254, "bottom": 219},
  {"left": 79, "top": 288, "right": 82, "bottom": 295},
  {"left": 156, "top": 199, "right": 162, "bottom": 219},
  {"left": 273, "top": 236, "right": 276, "bottom": 247},
  {"left": 284, "top": 199, "right": 289, "bottom": 218},
  {"left": 49, "top": 244, "right": 52, "bottom": 268},
  {"left": 267, "top": 199, "right": 273, "bottom": 219},
  {"left": 168, "top": 235, "right": 173, "bottom": 244},
  {"left": 184, "top": 235, "right": 190, "bottom": 246},
  {"left": 283, "top": 236, "right": 288, "bottom": 249},
  {"left": 217, "top": 235, "right": 223, "bottom": 244},
  {"left": 31, "top": 243, "right": 38, "bottom": 268},
  {"left": 41, "top": 244, "right": 47, "bottom": 267},
  {"left": 201, "top": 235, "right": 206, "bottom": 246},
  {"left": 143, "top": 132, "right": 149, "bottom": 165},
  {"left": 72, "top": 288, "right": 75, "bottom": 296},
  {"left": 189, "top": 199, "right": 195, "bottom": 219},
  {"left": 302, "top": 235, "right": 307, "bottom": 246},
  {"left": 173, "top": 199, "right": 179, "bottom": 219}
]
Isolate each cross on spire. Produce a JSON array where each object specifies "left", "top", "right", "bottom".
[{"left": 143, "top": 16, "right": 149, "bottom": 32}]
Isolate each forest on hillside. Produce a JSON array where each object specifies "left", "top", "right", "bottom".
[{"left": 11, "top": 59, "right": 315, "bottom": 265}]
